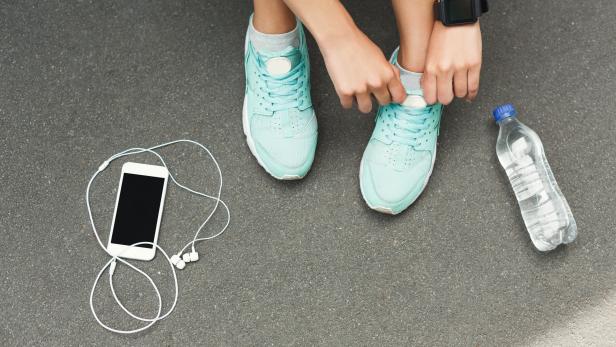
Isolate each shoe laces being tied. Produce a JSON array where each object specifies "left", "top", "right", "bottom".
[
  {"left": 382, "top": 94, "right": 440, "bottom": 147},
  {"left": 254, "top": 47, "right": 306, "bottom": 113}
]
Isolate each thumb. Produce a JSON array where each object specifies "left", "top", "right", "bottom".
[{"left": 388, "top": 66, "right": 406, "bottom": 104}]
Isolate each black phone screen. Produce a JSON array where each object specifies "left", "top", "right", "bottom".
[{"left": 111, "top": 173, "right": 165, "bottom": 248}]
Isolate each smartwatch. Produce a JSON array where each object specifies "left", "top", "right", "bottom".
[{"left": 434, "top": 0, "right": 489, "bottom": 26}]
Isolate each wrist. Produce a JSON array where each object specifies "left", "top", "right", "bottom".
[
  {"left": 433, "top": 19, "right": 480, "bottom": 32},
  {"left": 308, "top": 3, "right": 358, "bottom": 48},
  {"left": 434, "top": 0, "right": 488, "bottom": 26},
  {"left": 316, "top": 22, "right": 359, "bottom": 51}
]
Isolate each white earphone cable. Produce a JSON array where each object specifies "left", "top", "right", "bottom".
[{"left": 87, "top": 139, "right": 230, "bottom": 334}]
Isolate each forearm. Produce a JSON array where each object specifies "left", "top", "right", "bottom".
[{"left": 281, "top": 0, "right": 357, "bottom": 47}]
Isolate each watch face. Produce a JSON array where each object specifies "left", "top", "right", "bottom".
[{"left": 445, "top": 0, "right": 476, "bottom": 24}]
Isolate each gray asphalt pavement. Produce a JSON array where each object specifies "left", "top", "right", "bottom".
[{"left": 1, "top": 0, "right": 615, "bottom": 346}]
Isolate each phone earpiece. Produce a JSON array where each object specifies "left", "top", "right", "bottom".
[{"left": 182, "top": 253, "right": 191, "bottom": 263}]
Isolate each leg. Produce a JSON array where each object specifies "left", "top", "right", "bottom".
[
  {"left": 391, "top": 0, "right": 435, "bottom": 73},
  {"left": 253, "top": 0, "right": 296, "bottom": 34}
]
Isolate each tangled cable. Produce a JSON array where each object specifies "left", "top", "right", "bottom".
[{"left": 86, "top": 139, "right": 230, "bottom": 334}]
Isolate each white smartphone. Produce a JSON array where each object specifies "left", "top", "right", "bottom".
[{"left": 107, "top": 162, "right": 169, "bottom": 261}]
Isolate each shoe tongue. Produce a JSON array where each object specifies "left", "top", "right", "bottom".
[
  {"left": 401, "top": 93, "right": 427, "bottom": 109},
  {"left": 263, "top": 46, "right": 301, "bottom": 76},
  {"left": 266, "top": 57, "right": 292, "bottom": 76}
]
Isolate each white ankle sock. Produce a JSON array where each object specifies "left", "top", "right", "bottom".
[
  {"left": 248, "top": 17, "right": 299, "bottom": 52},
  {"left": 395, "top": 58, "right": 428, "bottom": 108},
  {"left": 395, "top": 60, "right": 423, "bottom": 93}
]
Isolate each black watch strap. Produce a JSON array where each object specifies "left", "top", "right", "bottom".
[
  {"left": 480, "top": 0, "right": 489, "bottom": 14},
  {"left": 434, "top": 0, "right": 489, "bottom": 24}
]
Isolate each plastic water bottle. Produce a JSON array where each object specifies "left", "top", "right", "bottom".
[{"left": 493, "top": 104, "right": 577, "bottom": 251}]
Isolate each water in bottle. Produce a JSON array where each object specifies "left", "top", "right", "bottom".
[{"left": 493, "top": 104, "right": 577, "bottom": 251}]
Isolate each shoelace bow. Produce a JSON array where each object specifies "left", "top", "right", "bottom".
[
  {"left": 383, "top": 103, "right": 438, "bottom": 146},
  {"left": 255, "top": 51, "right": 305, "bottom": 113}
]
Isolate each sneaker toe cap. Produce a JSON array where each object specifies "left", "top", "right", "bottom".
[
  {"left": 256, "top": 136, "right": 315, "bottom": 168},
  {"left": 360, "top": 153, "right": 432, "bottom": 213},
  {"left": 253, "top": 127, "right": 317, "bottom": 178}
]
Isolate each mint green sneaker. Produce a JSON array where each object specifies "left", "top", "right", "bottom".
[
  {"left": 243, "top": 22, "right": 317, "bottom": 180},
  {"left": 359, "top": 50, "right": 443, "bottom": 215}
]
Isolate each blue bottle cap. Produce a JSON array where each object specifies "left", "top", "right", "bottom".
[{"left": 492, "top": 104, "right": 517, "bottom": 122}]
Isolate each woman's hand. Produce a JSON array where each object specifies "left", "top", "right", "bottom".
[
  {"left": 282, "top": 0, "right": 405, "bottom": 113},
  {"left": 319, "top": 28, "right": 407, "bottom": 113},
  {"left": 422, "top": 21, "right": 482, "bottom": 105}
]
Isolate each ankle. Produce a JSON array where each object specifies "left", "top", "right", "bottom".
[
  {"left": 397, "top": 49, "right": 425, "bottom": 74},
  {"left": 395, "top": 53, "right": 422, "bottom": 93},
  {"left": 249, "top": 16, "right": 300, "bottom": 52},
  {"left": 252, "top": 13, "right": 296, "bottom": 34}
]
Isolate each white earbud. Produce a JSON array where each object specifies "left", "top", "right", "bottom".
[
  {"left": 181, "top": 251, "right": 199, "bottom": 264},
  {"left": 182, "top": 253, "right": 191, "bottom": 264},
  {"left": 189, "top": 251, "right": 199, "bottom": 262},
  {"left": 171, "top": 254, "right": 186, "bottom": 270}
]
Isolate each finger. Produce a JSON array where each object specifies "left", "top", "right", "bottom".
[
  {"left": 421, "top": 72, "right": 437, "bottom": 105},
  {"left": 356, "top": 92, "right": 373, "bottom": 114},
  {"left": 437, "top": 71, "right": 455, "bottom": 105},
  {"left": 467, "top": 65, "right": 481, "bottom": 101},
  {"left": 388, "top": 67, "right": 407, "bottom": 104},
  {"left": 453, "top": 69, "right": 468, "bottom": 99},
  {"left": 339, "top": 94, "right": 353, "bottom": 109},
  {"left": 372, "top": 86, "right": 392, "bottom": 106},
  {"left": 392, "top": 64, "right": 401, "bottom": 80}
]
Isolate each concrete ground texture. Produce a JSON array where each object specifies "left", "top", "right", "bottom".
[{"left": 1, "top": 0, "right": 615, "bottom": 345}]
